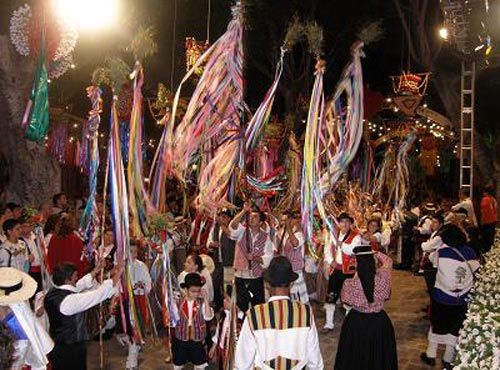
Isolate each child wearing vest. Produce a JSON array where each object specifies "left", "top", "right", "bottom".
[{"left": 172, "top": 273, "right": 214, "bottom": 370}]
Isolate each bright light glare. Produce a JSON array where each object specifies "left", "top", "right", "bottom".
[
  {"left": 54, "top": 0, "right": 119, "bottom": 31},
  {"left": 439, "top": 27, "right": 449, "bottom": 40}
]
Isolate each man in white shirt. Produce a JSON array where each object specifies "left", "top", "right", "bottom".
[
  {"left": 44, "top": 261, "right": 121, "bottom": 370},
  {"left": 229, "top": 202, "right": 274, "bottom": 318},
  {"left": 235, "top": 256, "right": 323, "bottom": 370}
]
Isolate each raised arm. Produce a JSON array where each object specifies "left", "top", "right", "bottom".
[{"left": 229, "top": 202, "right": 252, "bottom": 230}]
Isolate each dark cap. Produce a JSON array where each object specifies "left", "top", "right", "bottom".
[{"left": 263, "top": 256, "right": 299, "bottom": 287}]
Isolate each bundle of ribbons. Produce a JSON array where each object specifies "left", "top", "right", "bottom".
[
  {"left": 301, "top": 41, "right": 365, "bottom": 255},
  {"left": 79, "top": 86, "right": 102, "bottom": 259},
  {"left": 150, "top": 2, "right": 244, "bottom": 212}
]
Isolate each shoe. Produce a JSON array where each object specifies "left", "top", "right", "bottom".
[
  {"left": 442, "top": 360, "right": 453, "bottom": 370},
  {"left": 413, "top": 270, "right": 425, "bottom": 276},
  {"left": 420, "top": 352, "right": 436, "bottom": 366}
]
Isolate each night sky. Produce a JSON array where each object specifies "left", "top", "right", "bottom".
[{"left": 1, "top": 0, "right": 499, "bottom": 135}]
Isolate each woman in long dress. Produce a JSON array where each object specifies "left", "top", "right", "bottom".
[{"left": 334, "top": 246, "right": 397, "bottom": 370}]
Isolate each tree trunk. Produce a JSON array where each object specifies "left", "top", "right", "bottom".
[{"left": 0, "top": 35, "right": 60, "bottom": 206}]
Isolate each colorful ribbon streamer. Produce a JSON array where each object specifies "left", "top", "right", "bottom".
[
  {"left": 127, "top": 63, "right": 152, "bottom": 237},
  {"left": 150, "top": 2, "right": 244, "bottom": 211},
  {"left": 301, "top": 41, "right": 366, "bottom": 250},
  {"left": 79, "top": 86, "right": 102, "bottom": 259}
]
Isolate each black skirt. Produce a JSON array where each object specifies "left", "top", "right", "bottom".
[
  {"left": 430, "top": 298, "right": 467, "bottom": 337},
  {"left": 334, "top": 310, "right": 398, "bottom": 370}
]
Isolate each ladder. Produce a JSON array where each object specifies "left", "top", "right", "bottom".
[{"left": 459, "top": 60, "right": 475, "bottom": 198}]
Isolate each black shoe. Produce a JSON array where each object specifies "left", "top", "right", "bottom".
[
  {"left": 420, "top": 352, "right": 436, "bottom": 366},
  {"left": 442, "top": 361, "right": 453, "bottom": 370}
]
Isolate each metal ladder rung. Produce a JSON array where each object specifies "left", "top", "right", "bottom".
[
  {"left": 462, "top": 128, "right": 472, "bottom": 131},
  {"left": 462, "top": 108, "right": 473, "bottom": 113},
  {"left": 462, "top": 89, "right": 473, "bottom": 94},
  {"left": 462, "top": 146, "right": 472, "bottom": 150},
  {"left": 461, "top": 165, "right": 472, "bottom": 169}
]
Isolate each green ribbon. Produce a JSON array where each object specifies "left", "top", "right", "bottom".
[{"left": 25, "top": 42, "right": 49, "bottom": 143}]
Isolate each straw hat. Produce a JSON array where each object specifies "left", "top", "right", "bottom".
[
  {"left": 0, "top": 268, "right": 37, "bottom": 304},
  {"left": 200, "top": 254, "right": 215, "bottom": 274}
]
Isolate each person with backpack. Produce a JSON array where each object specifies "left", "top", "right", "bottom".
[{"left": 420, "top": 224, "right": 480, "bottom": 370}]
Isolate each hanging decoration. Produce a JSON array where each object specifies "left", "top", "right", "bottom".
[
  {"left": 150, "top": 2, "right": 244, "bottom": 211},
  {"left": 47, "top": 122, "right": 67, "bottom": 163},
  {"left": 9, "top": 2, "right": 78, "bottom": 79},
  {"left": 79, "top": 86, "right": 103, "bottom": 259},
  {"left": 23, "top": 41, "right": 50, "bottom": 143},
  {"left": 185, "top": 37, "right": 210, "bottom": 76}
]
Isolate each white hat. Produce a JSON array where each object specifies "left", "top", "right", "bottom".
[
  {"left": 200, "top": 254, "right": 215, "bottom": 274},
  {"left": 0, "top": 268, "right": 37, "bottom": 304}
]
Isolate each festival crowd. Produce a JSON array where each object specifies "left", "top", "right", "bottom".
[{"left": 0, "top": 185, "right": 497, "bottom": 370}]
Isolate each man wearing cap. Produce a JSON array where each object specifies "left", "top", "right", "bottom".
[
  {"left": 323, "top": 212, "right": 362, "bottom": 331},
  {"left": 0, "top": 267, "right": 54, "bottom": 370},
  {"left": 44, "top": 262, "right": 122, "bottom": 370},
  {"left": 235, "top": 256, "right": 323, "bottom": 370}
]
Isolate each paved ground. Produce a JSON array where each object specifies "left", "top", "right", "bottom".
[{"left": 87, "top": 269, "right": 438, "bottom": 369}]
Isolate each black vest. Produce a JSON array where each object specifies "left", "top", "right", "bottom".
[
  {"left": 44, "top": 288, "right": 86, "bottom": 344},
  {"left": 213, "top": 223, "right": 235, "bottom": 267}
]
